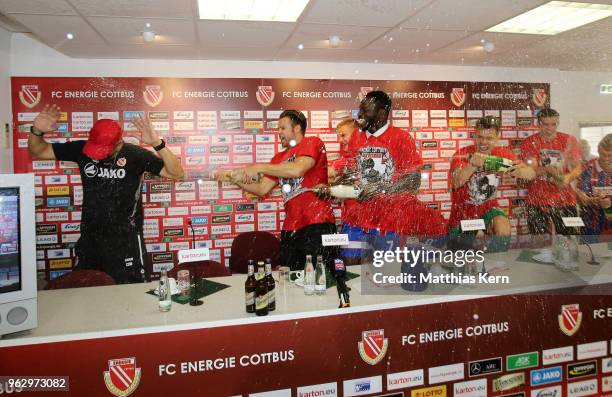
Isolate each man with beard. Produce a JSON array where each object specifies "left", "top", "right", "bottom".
[
  {"left": 27, "top": 104, "right": 184, "bottom": 284},
  {"left": 577, "top": 134, "right": 612, "bottom": 236},
  {"left": 216, "top": 110, "right": 335, "bottom": 270},
  {"left": 449, "top": 116, "right": 533, "bottom": 251}
]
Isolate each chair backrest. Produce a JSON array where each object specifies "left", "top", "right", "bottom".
[
  {"left": 168, "top": 260, "right": 231, "bottom": 279},
  {"left": 229, "top": 231, "right": 280, "bottom": 274},
  {"left": 45, "top": 270, "right": 116, "bottom": 290}
]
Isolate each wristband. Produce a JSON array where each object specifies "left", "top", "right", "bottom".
[
  {"left": 153, "top": 139, "right": 166, "bottom": 151},
  {"left": 29, "top": 126, "right": 44, "bottom": 137}
]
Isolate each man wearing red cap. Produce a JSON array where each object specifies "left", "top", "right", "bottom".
[{"left": 28, "top": 104, "right": 184, "bottom": 284}]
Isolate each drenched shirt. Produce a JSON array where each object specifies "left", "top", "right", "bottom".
[
  {"left": 520, "top": 131, "right": 580, "bottom": 206},
  {"left": 343, "top": 123, "right": 423, "bottom": 231},
  {"left": 52, "top": 141, "right": 164, "bottom": 236},
  {"left": 266, "top": 136, "right": 335, "bottom": 231},
  {"left": 449, "top": 145, "right": 518, "bottom": 227}
]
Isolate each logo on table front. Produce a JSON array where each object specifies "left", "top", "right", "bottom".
[
  {"left": 256, "top": 86, "right": 275, "bottom": 107},
  {"left": 451, "top": 87, "right": 466, "bottom": 107},
  {"left": 358, "top": 329, "right": 388, "bottom": 365},
  {"left": 143, "top": 85, "right": 163, "bottom": 107},
  {"left": 103, "top": 357, "right": 141, "bottom": 397},
  {"left": 558, "top": 304, "right": 582, "bottom": 336},
  {"left": 19, "top": 84, "right": 42, "bottom": 108}
]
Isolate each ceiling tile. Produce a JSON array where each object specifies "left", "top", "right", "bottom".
[
  {"left": 367, "top": 28, "right": 472, "bottom": 52},
  {"left": 68, "top": 0, "right": 193, "bottom": 19},
  {"left": 286, "top": 23, "right": 388, "bottom": 49},
  {"left": 302, "top": 0, "right": 432, "bottom": 27},
  {"left": 436, "top": 31, "right": 547, "bottom": 54},
  {"left": 89, "top": 17, "right": 196, "bottom": 45},
  {"left": 197, "top": 21, "right": 294, "bottom": 48},
  {"left": 0, "top": 0, "right": 76, "bottom": 15},
  {"left": 8, "top": 14, "right": 104, "bottom": 44}
]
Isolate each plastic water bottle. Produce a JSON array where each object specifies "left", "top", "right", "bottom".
[
  {"left": 304, "top": 255, "right": 315, "bottom": 295},
  {"left": 158, "top": 269, "right": 172, "bottom": 312},
  {"left": 315, "top": 255, "right": 327, "bottom": 295}
]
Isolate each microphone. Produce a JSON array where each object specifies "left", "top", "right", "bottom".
[
  {"left": 334, "top": 258, "right": 350, "bottom": 308},
  {"left": 188, "top": 219, "right": 196, "bottom": 249}
]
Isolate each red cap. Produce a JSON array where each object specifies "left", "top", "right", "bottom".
[{"left": 82, "top": 119, "right": 123, "bottom": 160}]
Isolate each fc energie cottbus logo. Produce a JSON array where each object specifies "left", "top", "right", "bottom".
[
  {"left": 143, "top": 85, "right": 163, "bottom": 107},
  {"left": 19, "top": 85, "right": 42, "bottom": 108},
  {"left": 103, "top": 357, "right": 142, "bottom": 397},
  {"left": 558, "top": 304, "right": 582, "bottom": 336},
  {"left": 358, "top": 329, "right": 388, "bottom": 365}
]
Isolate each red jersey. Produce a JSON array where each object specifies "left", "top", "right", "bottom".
[
  {"left": 343, "top": 124, "right": 423, "bottom": 231},
  {"left": 449, "top": 145, "right": 517, "bottom": 227},
  {"left": 520, "top": 132, "right": 580, "bottom": 206},
  {"left": 267, "top": 136, "right": 334, "bottom": 231}
]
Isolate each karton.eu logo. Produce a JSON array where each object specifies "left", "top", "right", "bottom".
[
  {"left": 558, "top": 304, "right": 582, "bottom": 336},
  {"left": 358, "top": 329, "right": 388, "bottom": 365},
  {"left": 103, "top": 357, "right": 141, "bottom": 397}
]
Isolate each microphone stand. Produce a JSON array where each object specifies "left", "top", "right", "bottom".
[
  {"left": 187, "top": 219, "right": 203, "bottom": 306},
  {"left": 580, "top": 236, "right": 600, "bottom": 265},
  {"left": 188, "top": 219, "right": 196, "bottom": 249}
]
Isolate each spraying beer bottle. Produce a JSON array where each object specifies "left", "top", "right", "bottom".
[
  {"left": 264, "top": 258, "right": 275, "bottom": 311},
  {"left": 255, "top": 262, "right": 268, "bottom": 316},
  {"left": 468, "top": 154, "right": 513, "bottom": 172},
  {"left": 245, "top": 262, "right": 256, "bottom": 313}
]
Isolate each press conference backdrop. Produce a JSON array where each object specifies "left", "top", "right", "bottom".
[{"left": 11, "top": 78, "right": 549, "bottom": 281}]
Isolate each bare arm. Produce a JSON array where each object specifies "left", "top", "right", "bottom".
[
  {"left": 242, "top": 156, "right": 315, "bottom": 182},
  {"left": 235, "top": 176, "right": 278, "bottom": 197},
  {"left": 27, "top": 104, "right": 61, "bottom": 160},
  {"left": 131, "top": 116, "right": 184, "bottom": 180}
]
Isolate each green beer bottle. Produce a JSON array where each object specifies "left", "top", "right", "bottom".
[{"left": 469, "top": 154, "right": 513, "bottom": 172}]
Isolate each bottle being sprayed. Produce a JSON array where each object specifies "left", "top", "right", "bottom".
[
  {"left": 468, "top": 154, "right": 514, "bottom": 172},
  {"left": 312, "top": 185, "right": 361, "bottom": 199}
]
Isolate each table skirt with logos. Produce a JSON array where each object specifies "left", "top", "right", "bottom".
[{"left": 1, "top": 244, "right": 612, "bottom": 397}]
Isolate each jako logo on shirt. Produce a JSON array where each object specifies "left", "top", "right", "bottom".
[{"left": 84, "top": 163, "right": 126, "bottom": 179}]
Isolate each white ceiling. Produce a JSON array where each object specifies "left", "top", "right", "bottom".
[{"left": 0, "top": 0, "right": 611, "bottom": 71}]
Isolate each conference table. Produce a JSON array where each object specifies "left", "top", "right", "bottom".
[{"left": 1, "top": 244, "right": 612, "bottom": 397}]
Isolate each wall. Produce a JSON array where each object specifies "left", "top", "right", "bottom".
[
  {"left": 8, "top": 33, "right": 612, "bottom": 139},
  {"left": 0, "top": 28, "right": 12, "bottom": 173}
]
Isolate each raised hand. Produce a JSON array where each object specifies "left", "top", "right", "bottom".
[
  {"left": 129, "top": 115, "right": 161, "bottom": 146},
  {"left": 33, "top": 104, "right": 61, "bottom": 133}
]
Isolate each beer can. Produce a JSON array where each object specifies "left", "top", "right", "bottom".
[{"left": 177, "top": 269, "right": 190, "bottom": 296}]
